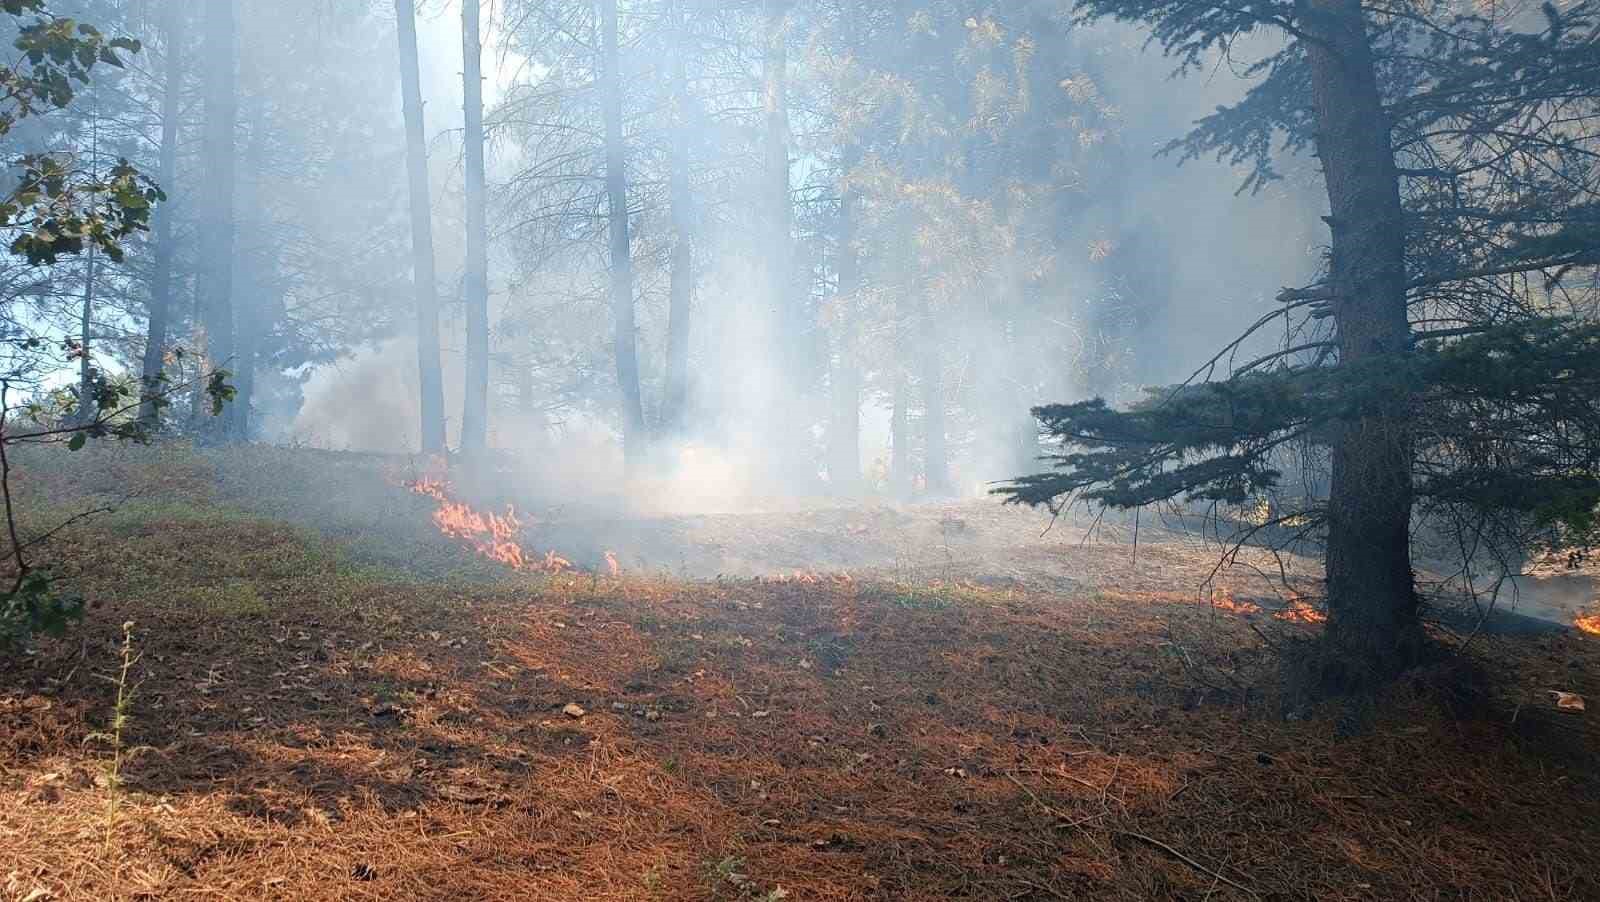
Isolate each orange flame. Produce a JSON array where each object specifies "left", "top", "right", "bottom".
[
  {"left": 404, "top": 476, "right": 575, "bottom": 573},
  {"left": 1273, "top": 599, "right": 1328, "bottom": 624},
  {"left": 1576, "top": 612, "right": 1600, "bottom": 636},
  {"left": 605, "top": 551, "right": 620, "bottom": 578},
  {"left": 757, "top": 570, "right": 852, "bottom": 585},
  {"left": 1209, "top": 589, "right": 1263, "bottom": 616}
]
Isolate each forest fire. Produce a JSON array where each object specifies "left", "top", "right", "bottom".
[
  {"left": 1206, "top": 589, "right": 1326, "bottom": 623},
  {"left": 757, "top": 570, "right": 853, "bottom": 585},
  {"left": 1273, "top": 599, "right": 1328, "bottom": 624},
  {"left": 1577, "top": 612, "right": 1600, "bottom": 636},
  {"left": 403, "top": 476, "right": 583, "bottom": 574},
  {"left": 1209, "top": 589, "right": 1263, "bottom": 616}
]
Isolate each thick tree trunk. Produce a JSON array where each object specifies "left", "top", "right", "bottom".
[
  {"left": 233, "top": 308, "right": 255, "bottom": 439},
  {"left": 459, "top": 0, "right": 490, "bottom": 454},
  {"left": 661, "top": 0, "right": 693, "bottom": 434},
  {"left": 197, "top": 0, "right": 237, "bottom": 442},
  {"left": 1304, "top": 0, "right": 1421, "bottom": 686},
  {"left": 231, "top": 85, "right": 271, "bottom": 443},
  {"left": 600, "top": 0, "right": 646, "bottom": 470},
  {"left": 890, "top": 372, "right": 910, "bottom": 497},
  {"left": 919, "top": 297, "right": 950, "bottom": 496},
  {"left": 138, "top": 3, "right": 183, "bottom": 428},
  {"left": 763, "top": 0, "right": 808, "bottom": 481},
  {"left": 974, "top": 317, "right": 1036, "bottom": 481},
  {"left": 827, "top": 148, "right": 862, "bottom": 495},
  {"left": 763, "top": 0, "right": 793, "bottom": 333},
  {"left": 395, "top": 0, "right": 446, "bottom": 454}
]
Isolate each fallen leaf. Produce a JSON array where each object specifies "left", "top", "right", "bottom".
[
  {"left": 563, "top": 703, "right": 587, "bottom": 719},
  {"left": 1552, "top": 690, "right": 1586, "bottom": 711}
]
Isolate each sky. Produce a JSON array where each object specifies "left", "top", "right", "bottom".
[{"left": 413, "top": 1, "right": 519, "bottom": 146}]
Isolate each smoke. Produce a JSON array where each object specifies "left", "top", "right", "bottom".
[
  {"left": 277, "top": 12, "right": 1327, "bottom": 514},
  {"left": 288, "top": 336, "right": 443, "bottom": 453}
]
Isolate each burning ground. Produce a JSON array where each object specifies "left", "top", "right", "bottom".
[{"left": 2, "top": 445, "right": 1599, "bottom": 900}]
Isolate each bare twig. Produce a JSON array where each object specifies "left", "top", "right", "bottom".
[{"left": 1120, "top": 830, "right": 1259, "bottom": 897}]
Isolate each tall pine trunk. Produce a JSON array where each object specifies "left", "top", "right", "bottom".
[
  {"left": 1304, "top": 0, "right": 1421, "bottom": 685},
  {"left": 600, "top": 0, "right": 645, "bottom": 470},
  {"left": 395, "top": 0, "right": 446, "bottom": 454},
  {"left": 762, "top": 0, "right": 806, "bottom": 481},
  {"left": 231, "top": 83, "right": 272, "bottom": 442},
  {"left": 762, "top": 0, "right": 793, "bottom": 332},
  {"left": 918, "top": 295, "right": 949, "bottom": 495},
  {"left": 661, "top": 0, "right": 692, "bottom": 433},
  {"left": 890, "top": 372, "right": 910, "bottom": 497},
  {"left": 138, "top": 3, "right": 183, "bottom": 428},
  {"left": 75, "top": 247, "right": 97, "bottom": 425},
  {"left": 827, "top": 147, "right": 862, "bottom": 495},
  {"left": 459, "top": 0, "right": 490, "bottom": 454},
  {"left": 197, "top": 0, "right": 237, "bottom": 442}
]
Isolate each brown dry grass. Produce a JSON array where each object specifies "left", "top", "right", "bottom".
[{"left": 1, "top": 447, "right": 1598, "bottom": 900}]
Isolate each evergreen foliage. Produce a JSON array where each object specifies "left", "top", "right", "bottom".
[{"left": 1000, "top": 0, "right": 1600, "bottom": 684}]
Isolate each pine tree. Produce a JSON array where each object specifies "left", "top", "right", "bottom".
[
  {"left": 460, "top": 0, "right": 490, "bottom": 454},
  {"left": 999, "top": 0, "right": 1600, "bottom": 693},
  {"left": 394, "top": 0, "right": 446, "bottom": 454}
]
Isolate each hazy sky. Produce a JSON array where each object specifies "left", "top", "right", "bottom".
[{"left": 414, "top": 2, "right": 519, "bottom": 144}]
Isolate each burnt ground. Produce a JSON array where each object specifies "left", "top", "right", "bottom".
[{"left": 2, "top": 444, "right": 1598, "bottom": 900}]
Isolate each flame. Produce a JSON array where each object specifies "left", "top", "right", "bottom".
[
  {"left": 1209, "top": 588, "right": 1263, "bottom": 616},
  {"left": 1273, "top": 599, "right": 1328, "bottom": 624},
  {"left": 404, "top": 476, "right": 575, "bottom": 573},
  {"left": 757, "top": 570, "right": 852, "bottom": 585},
  {"left": 605, "top": 551, "right": 620, "bottom": 578},
  {"left": 1576, "top": 612, "right": 1600, "bottom": 636}
]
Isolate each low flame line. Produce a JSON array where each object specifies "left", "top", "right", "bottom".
[{"left": 404, "top": 476, "right": 614, "bottom": 576}]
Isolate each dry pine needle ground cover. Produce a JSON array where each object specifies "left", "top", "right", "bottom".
[{"left": 1, "top": 446, "right": 1598, "bottom": 901}]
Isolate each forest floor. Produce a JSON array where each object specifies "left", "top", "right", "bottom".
[{"left": 2, "top": 444, "right": 1599, "bottom": 900}]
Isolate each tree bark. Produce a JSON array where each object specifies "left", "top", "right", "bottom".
[
  {"left": 232, "top": 299, "right": 255, "bottom": 439},
  {"left": 919, "top": 295, "right": 949, "bottom": 496},
  {"left": 600, "top": 0, "right": 646, "bottom": 470},
  {"left": 661, "top": 0, "right": 693, "bottom": 434},
  {"left": 231, "top": 80, "right": 272, "bottom": 442},
  {"left": 763, "top": 0, "right": 808, "bottom": 481},
  {"left": 197, "top": 0, "right": 237, "bottom": 442},
  {"left": 75, "top": 247, "right": 96, "bottom": 426},
  {"left": 828, "top": 147, "right": 862, "bottom": 495},
  {"left": 459, "top": 0, "right": 490, "bottom": 454},
  {"left": 763, "top": 0, "right": 793, "bottom": 334},
  {"left": 1303, "top": 0, "right": 1422, "bottom": 685},
  {"left": 395, "top": 0, "right": 446, "bottom": 454},
  {"left": 890, "top": 371, "right": 910, "bottom": 497},
  {"left": 138, "top": 2, "right": 183, "bottom": 429}
]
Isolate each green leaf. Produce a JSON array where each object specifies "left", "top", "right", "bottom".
[{"left": 67, "top": 432, "right": 85, "bottom": 450}]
